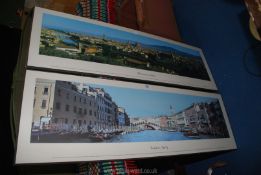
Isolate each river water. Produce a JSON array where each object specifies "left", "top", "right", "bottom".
[{"left": 55, "top": 32, "right": 77, "bottom": 45}]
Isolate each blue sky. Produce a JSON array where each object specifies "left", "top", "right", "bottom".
[
  {"left": 89, "top": 83, "right": 216, "bottom": 118},
  {"left": 42, "top": 13, "right": 201, "bottom": 57}
]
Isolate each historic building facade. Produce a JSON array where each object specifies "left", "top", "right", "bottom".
[
  {"left": 32, "top": 79, "right": 126, "bottom": 132},
  {"left": 51, "top": 81, "right": 98, "bottom": 131}
]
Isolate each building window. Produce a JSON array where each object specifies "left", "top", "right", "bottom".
[
  {"left": 74, "top": 96, "right": 76, "bottom": 102},
  {"left": 90, "top": 101, "right": 92, "bottom": 106},
  {"left": 83, "top": 120, "right": 86, "bottom": 125},
  {"left": 89, "top": 110, "right": 92, "bottom": 116},
  {"left": 79, "top": 108, "right": 82, "bottom": 114},
  {"left": 56, "top": 102, "right": 60, "bottom": 110},
  {"left": 65, "top": 118, "right": 68, "bottom": 124},
  {"left": 54, "top": 118, "right": 58, "bottom": 124},
  {"left": 78, "top": 120, "right": 82, "bottom": 127},
  {"left": 84, "top": 98, "right": 86, "bottom": 104},
  {"left": 43, "top": 87, "right": 48, "bottom": 95},
  {"left": 66, "top": 93, "right": 69, "bottom": 99},
  {"left": 41, "top": 100, "right": 46, "bottom": 108},
  {"left": 79, "top": 98, "right": 81, "bottom": 103},
  {"left": 73, "top": 119, "right": 76, "bottom": 124},
  {"left": 84, "top": 109, "right": 87, "bottom": 115},
  {"left": 58, "top": 89, "right": 61, "bottom": 96},
  {"left": 94, "top": 111, "right": 96, "bottom": 117},
  {"left": 65, "top": 104, "right": 70, "bottom": 111},
  {"left": 74, "top": 106, "right": 77, "bottom": 113},
  {"left": 89, "top": 120, "right": 92, "bottom": 125}
]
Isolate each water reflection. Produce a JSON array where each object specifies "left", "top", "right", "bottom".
[{"left": 103, "top": 130, "right": 195, "bottom": 143}]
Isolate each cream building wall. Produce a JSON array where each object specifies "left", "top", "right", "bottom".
[{"left": 33, "top": 79, "right": 55, "bottom": 128}]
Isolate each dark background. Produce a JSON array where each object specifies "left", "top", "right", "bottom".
[
  {"left": 1, "top": 0, "right": 261, "bottom": 174},
  {"left": 1, "top": 25, "right": 20, "bottom": 174}
]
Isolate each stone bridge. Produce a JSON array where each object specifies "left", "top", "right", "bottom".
[{"left": 131, "top": 121, "right": 161, "bottom": 130}]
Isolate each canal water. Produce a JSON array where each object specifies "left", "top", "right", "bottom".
[
  {"left": 103, "top": 130, "right": 196, "bottom": 143},
  {"left": 32, "top": 130, "right": 203, "bottom": 143}
]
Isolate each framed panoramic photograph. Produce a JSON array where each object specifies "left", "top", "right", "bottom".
[
  {"left": 26, "top": 7, "right": 217, "bottom": 90},
  {"left": 15, "top": 70, "right": 236, "bottom": 164}
]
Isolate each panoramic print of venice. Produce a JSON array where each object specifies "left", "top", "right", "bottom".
[
  {"left": 31, "top": 79, "right": 229, "bottom": 143},
  {"left": 39, "top": 13, "right": 210, "bottom": 81}
]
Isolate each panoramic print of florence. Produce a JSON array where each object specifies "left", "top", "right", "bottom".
[
  {"left": 31, "top": 78, "right": 229, "bottom": 143},
  {"left": 39, "top": 13, "right": 210, "bottom": 81}
]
